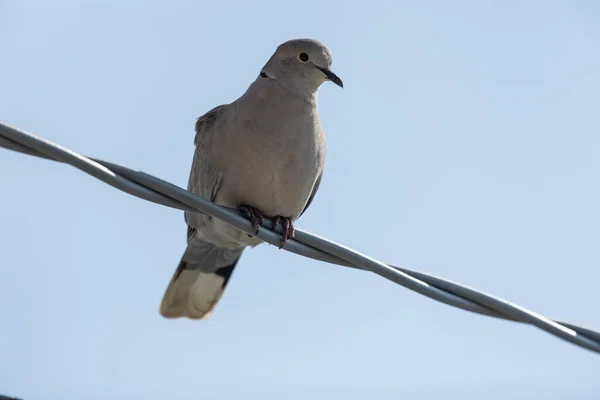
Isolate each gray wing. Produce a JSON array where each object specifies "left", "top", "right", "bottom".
[
  {"left": 298, "top": 172, "right": 323, "bottom": 218},
  {"left": 184, "top": 104, "right": 227, "bottom": 231}
]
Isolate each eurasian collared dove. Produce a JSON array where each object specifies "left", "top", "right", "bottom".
[{"left": 159, "top": 38, "right": 343, "bottom": 320}]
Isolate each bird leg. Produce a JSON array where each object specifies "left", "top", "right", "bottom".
[
  {"left": 273, "top": 216, "right": 295, "bottom": 248},
  {"left": 238, "top": 205, "right": 264, "bottom": 234}
]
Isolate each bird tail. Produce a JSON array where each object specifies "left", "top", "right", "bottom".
[{"left": 159, "top": 238, "right": 244, "bottom": 320}]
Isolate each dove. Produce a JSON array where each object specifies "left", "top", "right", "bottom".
[{"left": 159, "top": 38, "right": 343, "bottom": 320}]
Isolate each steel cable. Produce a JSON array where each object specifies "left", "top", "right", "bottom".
[{"left": 1, "top": 120, "right": 599, "bottom": 354}]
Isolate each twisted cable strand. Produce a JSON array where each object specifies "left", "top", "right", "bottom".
[{"left": 1, "top": 121, "right": 599, "bottom": 354}]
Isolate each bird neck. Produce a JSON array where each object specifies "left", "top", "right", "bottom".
[{"left": 249, "top": 74, "right": 318, "bottom": 107}]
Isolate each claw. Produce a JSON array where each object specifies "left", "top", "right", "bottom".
[
  {"left": 273, "top": 216, "right": 295, "bottom": 248},
  {"left": 239, "top": 205, "right": 264, "bottom": 234}
]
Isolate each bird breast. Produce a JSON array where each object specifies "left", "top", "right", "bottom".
[{"left": 213, "top": 103, "right": 325, "bottom": 219}]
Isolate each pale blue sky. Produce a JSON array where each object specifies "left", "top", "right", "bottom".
[{"left": 1, "top": 1, "right": 599, "bottom": 399}]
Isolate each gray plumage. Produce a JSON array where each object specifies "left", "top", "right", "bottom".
[{"left": 160, "top": 38, "right": 343, "bottom": 320}]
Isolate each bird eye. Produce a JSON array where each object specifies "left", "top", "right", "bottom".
[{"left": 297, "top": 52, "right": 310, "bottom": 63}]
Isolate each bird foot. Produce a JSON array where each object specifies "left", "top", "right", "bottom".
[
  {"left": 273, "top": 216, "right": 295, "bottom": 249},
  {"left": 238, "top": 205, "right": 264, "bottom": 234},
  {"left": 238, "top": 205, "right": 294, "bottom": 248}
]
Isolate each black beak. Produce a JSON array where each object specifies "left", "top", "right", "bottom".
[{"left": 317, "top": 66, "right": 344, "bottom": 88}]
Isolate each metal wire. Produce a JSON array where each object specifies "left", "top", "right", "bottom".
[{"left": 2, "top": 120, "right": 599, "bottom": 355}]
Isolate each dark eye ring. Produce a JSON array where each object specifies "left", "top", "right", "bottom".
[{"left": 298, "top": 52, "right": 309, "bottom": 63}]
